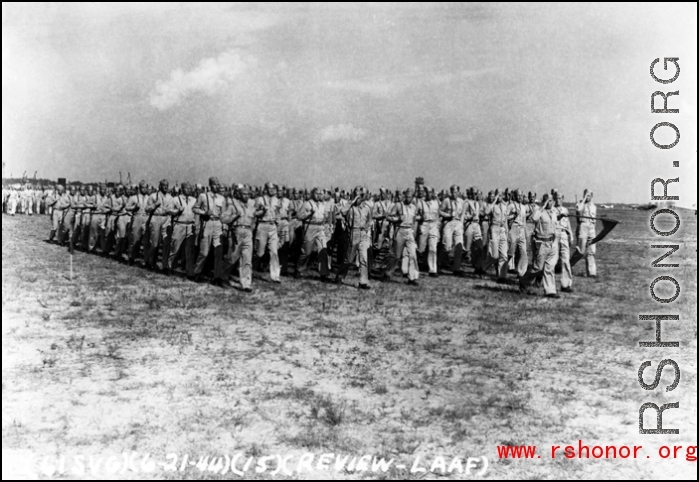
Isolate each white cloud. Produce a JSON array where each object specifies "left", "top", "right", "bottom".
[
  {"left": 149, "top": 49, "right": 255, "bottom": 110},
  {"left": 317, "top": 124, "right": 367, "bottom": 143}
]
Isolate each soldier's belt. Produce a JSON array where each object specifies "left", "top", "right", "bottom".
[
  {"left": 235, "top": 225, "right": 252, "bottom": 230},
  {"left": 260, "top": 220, "right": 276, "bottom": 224},
  {"left": 174, "top": 221, "right": 195, "bottom": 225},
  {"left": 398, "top": 225, "right": 414, "bottom": 230},
  {"left": 491, "top": 222, "right": 507, "bottom": 227},
  {"left": 308, "top": 221, "right": 324, "bottom": 225},
  {"left": 534, "top": 234, "right": 556, "bottom": 242}
]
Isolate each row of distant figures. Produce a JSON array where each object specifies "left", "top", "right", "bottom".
[{"left": 2, "top": 198, "right": 48, "bottom": 216}]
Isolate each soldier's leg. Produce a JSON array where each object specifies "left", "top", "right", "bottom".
[
  {"left": 358, "top": 232, "right": 370, "bottom": 286},
  {"left": 497, "top": 228, "right": 509, "bottom": 280},
  {"left": 296, "top": 227, "right": 315, "bottom": 273},
  {"left": 238, "top": 229, "right": 253, "bottom": 290},
  {"left": 559, "top": 233, "right": 572, "bottom": 289},
  {"left": 383, "top": 230, "right": 406, "bottom": 278},
  {"left": 427, "top": 225, "right": 439, "bottom": 275},
  {"left": 183, "top": 231, "right": 196, "bottom": 278},
  {"left": 161, "top": 223, "right": 173, "bottom": 270},
  {"left": 542, "top": 239, "right": 559, "bottom": 295},
  {"left": 520, "top": 239, "right": 547, "bottom": 289},
  {"left": 194, "top": 224, "right": 212, "bottom": 276},
  {"left": 254, "top": 224, "right": 269, "bottom": 271},
  {"left": 584, "top": 225, "right": 597, "bottom": 277},
  {"left": 88, "top": 216, "right": 100, "bottom": 252},
  {"left": 508, "top": 227, "right": 518, "bottom": 271},
  {"left": 516, "top": 228, "right": 529, "bottom": 278},
  {"left": 314, "top": 227, "right": 329, "bottom": 278},
  {"left": 145, "top": 218, "right": 163, "bottom": 268},
  {"left": 480, "top": 226, "right": 500, "bottom": 272},
  {"left": 452, "top": 224, "right": 464, "bottom": 273},
  {"left": 266, "top": 226, "right": 281, "bottom": 282},
  {"left": 405, "top": 234, "right": 420, "bottom": 281},
  {"left": 128, "top": 217, "right": 144, "bottom": 262},
  {"left": 167, "top": 224, "right": 185, "bottom": 271}
]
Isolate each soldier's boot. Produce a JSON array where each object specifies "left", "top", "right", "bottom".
[
  {"left": 48, "top": 230, "right": 56, "bottom": 243},
  {"left": 452, "top": 243, "right": 464, "bottom": 276}
]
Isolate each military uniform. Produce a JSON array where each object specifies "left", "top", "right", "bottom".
[
  {"left": 145, "top": 190, "right": 173, "bottom": 269},
  {"left": 222, "top": 198, "right": 256, "bottom": 290},
  {"left": 556, "top": 204, "right": 573, "bottom": 290},
  {"left": 254, "top": 193, "right": 281, "bottom": 282},
  {"left": 576, "top": 199, "right": 597, "bottom": 277},
  {"left": 481, "top": 200, "right": 510, "bottom": 280},
  {"left": 296, "top": 197, "right": 330, "bottom": 279},
  {"left": 167, "top": 193, "right": 198, "bottom": 277},
  {"left": 507, "top": 200, "right": 529, "bottom": 278},
  {"left": 126, "top": 191, "right": 151, "bottom": 263},
  {"left": 336, "top": 199, "right": 373, "bottom": 287},
  {"left": 463, "top": 198, "right": 484, "bottom": 267},
  {"left": 193, "top": 190, "right": 226, "bottom": 281},
  {"left": 520, "top": 204, "right": 560, "bottom": 295},
  {"left": 384, "top": 201, "right": 419, "bottom": 282},
  {"left": 416, "top": 197, "right": 441, "bottom": 275}
]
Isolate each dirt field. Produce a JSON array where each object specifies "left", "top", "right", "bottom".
[{"left": 2, "top": 209, "right": 696, "bottom": 480}]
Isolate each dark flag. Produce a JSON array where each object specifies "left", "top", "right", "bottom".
[{"left": 570, "top": 216, "right": 619, "bottom": 267}]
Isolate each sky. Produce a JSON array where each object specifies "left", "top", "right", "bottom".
[{"left": 2, "top": 2, "right": 697, "bottom": 204}]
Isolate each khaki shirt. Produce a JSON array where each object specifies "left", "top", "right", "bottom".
[
  {"left": 392, "top": 202, "right": 418, "bottom": 228},
  {"left": 531, "top": 206, "right": 557, "bottom": 238},
  {"left": 486, "top": 202, "right": 509, "bottom": 227},
  {"left": 255, "top": 195, "right": 279, "bottom": 223},
  {"left": 440, "top": 197, "right": 465, "bottom": 222},
  {"left": 171, "top": 195, "right": 198, "bottom": 224},
  {"left": 127, "top": 193, "right": 150, "bottom": 216},
  {"left": 417, "top": 199, "right": 440, "bottom": 223},
  {"left": 299, "top": 200, "right": 326, "bottom": 224},
  {"left": 341, "top": 201, "right": 373, "bottom": 230}
]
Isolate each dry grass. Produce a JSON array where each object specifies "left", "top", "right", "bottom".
[{"left": 1, "top": 209, "right": 696, "bottom": 479}]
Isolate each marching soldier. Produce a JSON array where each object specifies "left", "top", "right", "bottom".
[
  {"left": 507, "top": 189, "right": 529, "bottom": 278},
  {"left": 480, "top": 189, "right": 509, "bottom": 281},
  {"left": 144, "top": 179, "right": 172, "bottom": 271},
  {"left": 221, "top": 186, "right": 257, "bottom": 291},
  {"left": 295, "top": 187, "right": 330, "bottom": 282},
  {"left": 7, "top": 187, "right": 18, "bottom": 216},
  {"left": 464, "top": 187, "right": 484, "bottom": 267},
  {"left": 126, "top": 181, "right": 151, "bottom": 266},
  {"left": 554, "top": 190, "right": 574, "bottom": 292},
  {"left": 335, "top": 186, "right": 373, "bottom": 289},
  {"left": 383, "top": 188, "right": 419, "bottom": 285},
  {"left": 576, "top": 189, "right": 597, "bottom": 277},
  {"left": 479, "top": 190, "right": 491, "bottom": 251},
  {"left": 193, "top": 177, "right": 227, "bottom": 285},
  {"left": 166, "top": 182, "right": 198, "bottom": 278},
  {"left": 56, "top": 185, "right": 78, "bottom": 247},
  {"left": 519, "top": 193, "right": 560, "bottom": 297},
  {"left": 46, "top": 184, "right": 65, "bottom": 242},
  {"left": 439, "top": 185, "right": 465, "bottom": 275},
  {"left": 277, "top": 186, "right": 293, "bottom": 276},
  {"left": 108, "top": 185, "right": 129, "bottom": 260},
  {"left": 254, "top": 182, "right": 282, "bottom": 283},
  {"left": 416, "top": 185, "right": 440, "bottom": 277},
  {"left": 87, "top": 184, "right": 108, "bottom": 253}
]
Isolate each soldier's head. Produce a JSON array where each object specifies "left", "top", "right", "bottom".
[
  {"left": 137, "top": 181, "right": 147, "bottom": 195},
  {"left": 553, "top": 190, "right": 563, "bottom": 207},
  {"left": 311, "top": 187, "right": 322, "bottom": 202},
  {"left": 57, "top": 184, "right": 66, "bottom": 195},
  {"left": 208, "top": 177, "right": 220, "bottom": 194},
  {"left": 449, "top": 185, "right": 458, "bottom": 200},
  {"left": 69, "top": 185, "right": 77, "bottom": 195},
  {"left": 181, "top": 182, "right": 193, "bottom": 197},
  {"left": 98, "top": 184, "right": 106, "bottom": 196},
  {"left": 87, "top": 185, "right": 94, "bottom": 195},
  {"left": 351, "top": 186, "right": 366, "bottom": 203},
  {"left": 416, "top": 184, "right": 426, "bottom": 200},
  {"left": 542, "top": 193, "right": 552, "bottom": 208},
  {"left": 264, "top": 182, "right": 277, "bottom": 198},
  {"left": 425, "top": 186, "right": 435, "bottom": 201},
  {"left": 79, "top": 185, "right": 87, "bottom": 196},
  {"left": 239, "top": 187, "right": 251, "bottom": 203},
  {"left": 159, "top": 179, "right": 169, "bottom": 194},
  {"left": 403, "top": 188, "right": 413, "bottom": 204}
]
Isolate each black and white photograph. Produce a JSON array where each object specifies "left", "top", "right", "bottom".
[{"left": 2, "top": 2, "right": 696, "bottom": 479}]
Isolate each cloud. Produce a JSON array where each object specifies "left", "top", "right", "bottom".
[
  {"left": 149, "top": 49, "right": 255, "bottom": 110},
  {"left": 317, "top": 124, "right": 367, "bottom": 143}
]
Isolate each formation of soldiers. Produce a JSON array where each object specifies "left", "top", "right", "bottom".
[
  {"left": 2, "top": 178, "right": 600, "bottom": 297},
  {"left": 1, "top": 185, "right": 46, "bottom": 216}
]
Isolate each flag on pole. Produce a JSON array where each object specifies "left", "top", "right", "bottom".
[{"left": 570, "top": 216, "right": 619, "bottom": 267}]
